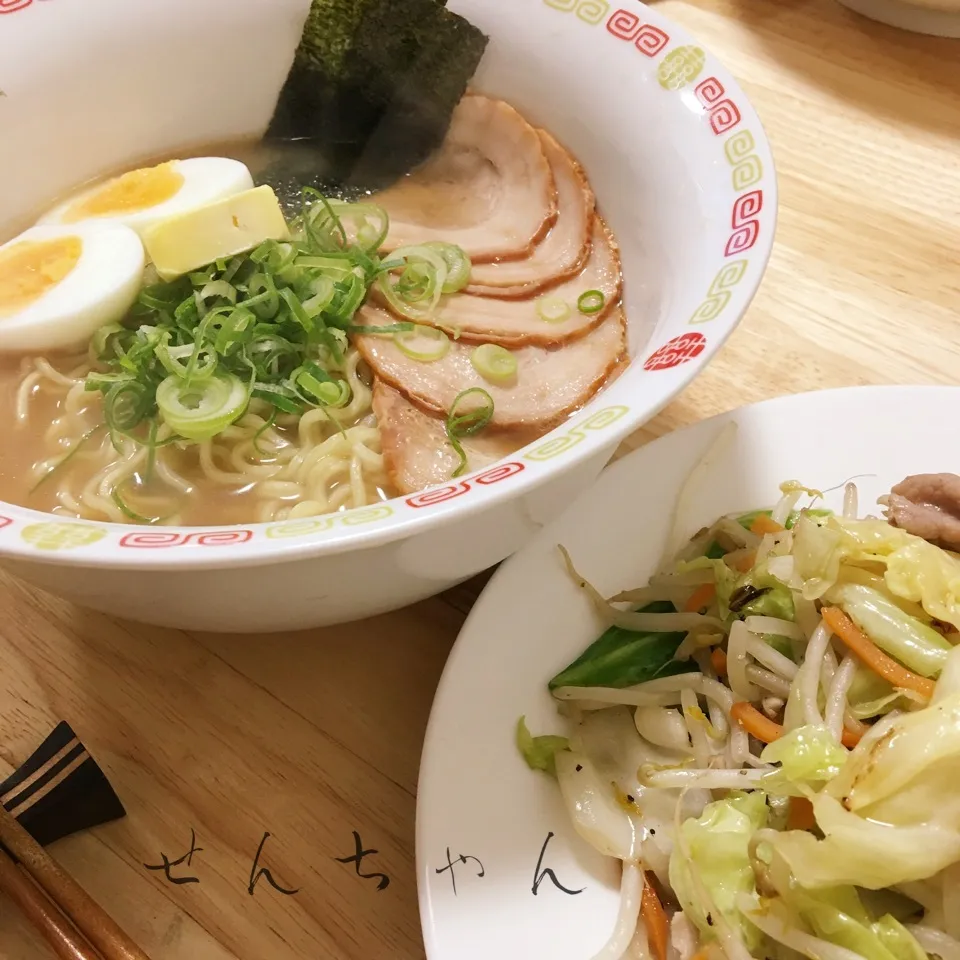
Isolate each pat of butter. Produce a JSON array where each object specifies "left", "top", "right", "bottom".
[{"left": 143, "top": 185, "right": 289, "bottom": 280}]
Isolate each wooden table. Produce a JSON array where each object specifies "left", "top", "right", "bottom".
[{"left": 1, "top": 1, "right": 958, "bottom": 957}]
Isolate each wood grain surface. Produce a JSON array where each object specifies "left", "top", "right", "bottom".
[{"left": 1, "top": 1, "right": 959, "bottom": 957}]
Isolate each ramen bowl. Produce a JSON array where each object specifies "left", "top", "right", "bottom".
[{"left": 0, "top": 0, "right": 776, "bottom": 632}]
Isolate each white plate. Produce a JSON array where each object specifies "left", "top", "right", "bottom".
[{"left": 416, "top": 384, "right": 960, "bottom": 959}]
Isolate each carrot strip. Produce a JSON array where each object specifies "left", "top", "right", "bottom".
[
  {"left": 730, "top": 701, "right": 783, "bottom": 743},
  {"left": 711, "top": 647, "right": 727, "bottom": 677},
  {"left": 821, "top": 606, "right": 936, "bottom": 699},
  {"left": 750, "top": 514, "right": 784, "bottom": 536},
  {"left": 787, "top": 797, "right": 816, "bottom": 831},
  {"left": 690, "top": 952, "right": 709, "bottom": 960},
  {"left": 733, "top": 699, "right": 864, "bottom": 750},
  {"left": 731, "top": 550, "right": 756, "bottom": 573},
  {"left": 840, "top": 727, "right": 862, "bottom": 749},
  {"left": 685, "top": 582, "right": 717, "bottom": 613},
  {"left": 641, "top": 872, "right": 669, "bottom": 960}
]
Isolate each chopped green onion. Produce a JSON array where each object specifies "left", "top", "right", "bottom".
[
  {"left": 424, "top": 241, "right": 472, "bottom": 293},
  {"left": 245, "top": 271, "right": 280, "bottom": 319},
  {"left": 302, "top": 277, "right": 335, "bottom": 317},
  {"left": 91, "top": 323, "right": 125, "bottom": 360},
  {"left": 470, "top": 343, "right": 518, "bottom": 384},
  {"left": 346, "top": 322, "right": 415, "bottom": 335},
  {"left": 156, "top": 373, "right": 249, "bottom": 441},
  {"left": 398, "top": 263, "right": 432, "bottom": 301},
  {"left": 376, "top": 244, "right": 448, "bottom": 321},
  {"left": 445, "top": 387, "right": 494, "bottom": 478},
  {"left": 251, "top": 410, "right": 277, "bottom": 458},
  {"left": 298, "top": 195, "right": 389, "bottom": 255},
  {"left": 279, "top": 286, "right": 314, "bottom": 332},
  {"left": 104, "top": 381, "right": 152, "bottom": 433},
  {"left": 536, "top": 296, "right": 572, "bottom": 323},
  {"left": 395, "top": 325, "right": 451, "bottom": 362},
  {"left": 357, "top": 222, "right": 380, "bottom": 250},
  {"left": 143, "top": 419, "right": 159, "bottom": 482},
  {"left": 31, "top": 425, "right": 103, "bottom": 492},
  {"left": 111, "top": 483, "right": 171, "bottom": 526},
  {"left": 292, "top": 362, "right": 351, "bottom": 407},
  {"left": 252, "top": 383, "right": 302, "bottom": 414},
  {"left": 577, "top": 289, "right": 606, "bottom": 315},
  {"left": 155, "top": 337, "right": 218, "bottom": 380},
  {"left": 198, "top": 279, "right": 238, "bottom": 304},
  {"left": 81, "top": 192, "right": 462, "bottom": 446}
]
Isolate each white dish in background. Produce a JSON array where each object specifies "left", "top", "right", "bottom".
[
  {"left": 836, "top": 0, "right": 960, "bottom": 36},
  {"left": 416, "top": 385, "right": 960, "bottom": 959},
  {"left": 0, "top": 0, "right": 776, "bottom": 632}
]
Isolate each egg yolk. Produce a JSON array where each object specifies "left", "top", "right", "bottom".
[
  {"left": 0, "top": 236, "right": 82, "bottom": 318},
  {"left": 64, "top": 161, "right": 184, "bottom": 222}
]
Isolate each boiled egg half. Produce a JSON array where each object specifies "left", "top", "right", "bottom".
[
  {"left": 37, "top": 157, "right": 254, "bottom": 238},
  {"left": 0, "top": 223, "right": 145, "bottom": 353}
]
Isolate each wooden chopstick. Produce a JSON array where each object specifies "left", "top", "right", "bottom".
[
  {"left": 0, "top": 803, "right": 151, "bottom": 960},
  {"left": 0, "top": 847, "right": 100, "bottom": 960}
]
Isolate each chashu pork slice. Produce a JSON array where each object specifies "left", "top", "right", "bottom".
[
  {"left": 373, "top": 381, "right": 539, "bottom": 494},
  {"left": 356, "top": 306, "right": 627, "bottom": 431},
  {"left": 374, "top": 96, "right": 557, "bottom": 262},
  {"left": 467, "top": 131, "right": 595, "bottom": 297},
  {"left": 368, "top": 218, "right": 620, "bottom": 347}
]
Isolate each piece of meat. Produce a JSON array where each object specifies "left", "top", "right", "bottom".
[
  {"left": 882, "top": 473, "right": 960, "bottom": 551},
  {"left": 356, "top": 306, "right": 627, "bottom": 431},
  {"left": 369, "top": 217, "right": 621, "bottom": 347},
  {"left": 374, "top": 95, "right": 557, "bottom": 262},
  {"left": 372, "top": 381, "right": 538, "bottom": 493},
  {"left": 466, "top": 130, "right": 595, "bottom": 297}
]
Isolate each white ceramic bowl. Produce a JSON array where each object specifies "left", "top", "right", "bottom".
[
  {"left": 836, "top": 0, "right": 960, "bottom": 36},
  {"left": 0, "top": 0, "right": 776, "bottom": 632}
]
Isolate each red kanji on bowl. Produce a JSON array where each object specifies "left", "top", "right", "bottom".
[{"left": 643, "top": 332, "right": 707, "bottom": 371}]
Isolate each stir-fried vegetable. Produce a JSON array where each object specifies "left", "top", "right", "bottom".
[
  {"left": 548, "top": 601, "right": 698, "bottom": 690},
  {"left": 668, "top": 791, "right": 768, "bottom": 949},
  {"left": 519, "top": 475, "right": 960, "bottom": 960},
  {"left": 822, "top": 607, "right": 936, "bottom": 699},
  {"left": 826, "top": 582, "right": 951, "bottom": 677},
  {"left": 759, "top": 725, "right": 848, "bottom": 793},
  {"left": 641, "top": 874, "right": 670, "bottom": 960},
  {"left": 515, "top": 716, "right": 568, "bottom": 776}
]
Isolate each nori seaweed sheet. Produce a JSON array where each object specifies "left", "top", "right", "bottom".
[{"left": 266, "top": 0, "right": 488, "bottom": 189}]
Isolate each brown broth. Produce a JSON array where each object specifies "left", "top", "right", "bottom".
[{"left": 0, "top": 359, "right": 394, "bottom": 526}]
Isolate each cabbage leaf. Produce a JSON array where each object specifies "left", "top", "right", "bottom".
[
  {"left": 730, "top": 566, "right": 796, "bottom": 621},
  {"left": 516, "top": 716, "right": 568, "bottom": 776},
  {"left": 792, "top": 515, "right": 960, "bottom": 630},
  {"left": 766, "top": 664, "right": 960, "bottom": 887},
  {"left": 776, "top": 885, "right": 927, "bottom": 960},
  {"left": 873, "top": 915, "right": 928, "bottom": 960},
  {"left": 679, "top": 557, "right": 796, "bottom": 623},
  {"left": 760, "top": 724, "right": 848, "bottom": 795},
  {"left": 668, "top": 791, "right": 768, "bottom": 948},
  {"left": 826, "top": 582, "right": 951, "bottom": 677},
  {"left": 847, "top": 666, "right": 904, "bottom": 720}
]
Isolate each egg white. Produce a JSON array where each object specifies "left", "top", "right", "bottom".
[
  {"left": 37, "top": 157, "right": 255, "bottom": 237},
  {"left": 0, "top": 223, "right": 145, "bottom": 353}
]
